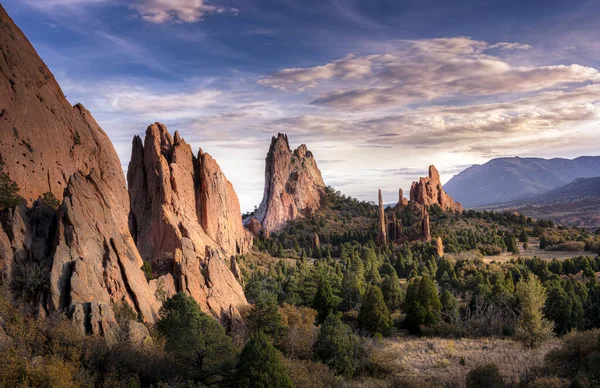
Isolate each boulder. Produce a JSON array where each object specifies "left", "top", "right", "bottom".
[{"left": 251, "top": 133, "right": 326, "bottom": 234}]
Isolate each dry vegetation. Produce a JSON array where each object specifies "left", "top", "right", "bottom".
[{"left": 375, "top": 336, "right": 559, "bottom": 387}]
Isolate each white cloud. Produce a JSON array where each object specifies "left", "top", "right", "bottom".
[
  {"left": 260, "top": 37, "right": 600, "bottom": 110},
  {"left": 132, "top": 0, "right": 235, "bottom": 24}
]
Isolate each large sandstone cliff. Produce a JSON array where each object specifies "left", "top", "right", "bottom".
[
  {"left": 0, "top": 5, "right": 248, "bottom": 333},
  {"left": 250, "top": 133, "right": 326, "bottom": 234},
  {"left": 410, "top": 165, "right": 464, "bottom": 213},
  {"left": 0, "top": 5, "right": 161, "bottom": 329},
  {"left": 127, "top": 124, "right": 251, "bottom": 322}
]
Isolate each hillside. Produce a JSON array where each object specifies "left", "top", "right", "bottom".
[
  {"left": 444, "top": 156, "right": 600, "bottom": 207},
  {"left": 485, "top": 176, "right": 600, "bottom": 229}
]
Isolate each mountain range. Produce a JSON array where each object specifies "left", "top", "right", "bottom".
[{"left": 444, "top": 156, "right": 600, "bottom": 208}]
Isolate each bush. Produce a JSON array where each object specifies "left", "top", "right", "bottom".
[
  {"left": 0, "top": 160, "right": 22, "bottom": 210},
  {"left": 42, "top": 191, "right": 61, "bottom": 209},
  {"left": 466, "top": 363, "right": 505, "bottom": 388}
]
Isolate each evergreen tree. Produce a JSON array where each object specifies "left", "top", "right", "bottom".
[
  {"left": 403, "top": 276, "right": 441, "bottom": 333},
  {"left": 440, "top": 290, "right": 459, "bottom": 322},
  {"left": 358, "top": 285, "right": 392, "bottom": 335},
  {"left": 0, "top": 160, "right": 22, "bottom": 210},
  {"left": 156, "top": 293, "right": 237, "bottom": 383},
  {"left": 312, "top": 278, "right": 339, "bottom": 324},
  {"left": 233, "top": 332, "right": 294, "bottom": 388},
  {"left": 381, "top": 272, "right": 403, "bottom": 311},
  {"left": 515, "top": 274, "right": 554, "bottom": 347},
  {"left": 247, "top": 293, "right": 285, "bottom": 341},
  {"left": 315, "top": 314, "right": 355, "bottom": 377}
]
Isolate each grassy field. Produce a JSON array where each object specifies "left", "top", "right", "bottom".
[
  {"left": 375, "top": 336, "right": 560, "bottom": 387},
  {"left": 481, "top": 237, "right": 592, "bottom": 263}
]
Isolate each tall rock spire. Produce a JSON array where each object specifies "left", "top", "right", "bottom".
[
  {"left": 127, "top": 123, "right": 251, "bottom": 323},
  {"left": 422, "top": 207, "right": 431, "bottom": 243},
  {"left": 250, "top": 133, "right": 326, "bottom": 234},
  {"left": 377, "top": 189, "right": 387, "bottom": 246}
]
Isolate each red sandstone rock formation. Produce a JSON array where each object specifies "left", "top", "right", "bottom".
[
  {"left": 396, "top": 188, "right": 409, "bottom": 208},
  {"left": 0, "top": 5, "right": 161, "bottom": 330},
  {"left": 252, "top": 133, "right": 326, "bottom": 234},
  {"left": 422, "top": 207, "right": 432, "bottom": 243},
  {"left": 127, "top": 123, "right": 251, "bottom": 322},
  {"left": 377, "top": 190, "right": 388, "bottom": 246},
  {"left": 388, "top": 212, "right": 403, "bottom": 242},
  {"left": 436, "top": 236, "right": 444, "bottom": 257},
  {"left": 410, "top": 165, "right": 464, "bottom": 213},
  {"left": 312, "top": 233, "right": 321, "bottom": 250}
]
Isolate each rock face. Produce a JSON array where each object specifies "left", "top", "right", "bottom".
[
  {"left": 377, "top": 190, "right": 387, "bottom": 246},
  {"left": 0, "top": 6, "right": 124, "bottom": 205},
  {"left": 311, "top": 233, "right": 321, "bottom": 250},
  {"left": 252, "top": 134, "right": 326, "bottom": 234},
  {"left": 388, "top": 212, "right": 403, "bottom": 243},
  {"left": 127, "top": 123, "right": 250, "bottom": 322},
  {"left": 396, "top": 189, "right": 409, "bottom": 208},
  {"left": 410, "top": 166, "right": 464, "bottom": 213},
  {"left": 0, "top": 5, "right": 161, "bottom": 331}
]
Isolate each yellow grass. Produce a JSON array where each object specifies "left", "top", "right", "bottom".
[{"left": 378, "top": 336, "right": 560, "bottom": 387}]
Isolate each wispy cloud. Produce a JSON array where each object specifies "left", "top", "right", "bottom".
[{"left": 131, "top": 0, "right": 238, "bottom": 24}]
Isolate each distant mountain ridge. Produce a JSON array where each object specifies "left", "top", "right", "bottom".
[
  {"left": 484, "top": 176, "right": 600, "bottom": 229},
  {"left": 443, "top": 156, "right": 600, "bottom": 208}
]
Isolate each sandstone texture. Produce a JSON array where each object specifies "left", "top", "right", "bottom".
[
  {"left": 127, "top": 123, "right": 250, "bottom": 322},
  {"left": 251, "top": 134, "right": 326, "bottom": 234},
  {"left": 410, "top": 166, "right": 464, "bottom": 213},
  {"left": 396, "top": 188, "right": 409, "bottom": 208},
  {"left": 436, "top": 236, "right": 444, "bottom": 257},
  {"left": 0, "top": 6, "right": 126, "bottom": 205},
  {"left": 0, "top": 6, "right": 184, "bottom": 333}
]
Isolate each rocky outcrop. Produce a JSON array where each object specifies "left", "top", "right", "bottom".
[
  {"left": 422, "top": 207, "right": 431, "bottom": 243},
  {"left": 127, "top": 124, "right": 250, "bottom": 322},
  {"left": 251, "top": 134, "right": 326, "bottom": 234},
  {"left": 388, "top": 212, "right": 403, "bottom": 243},
  {"left": 436, "top": 237, "right": 444, "bottom": 257},
  {"left": 396, "top": 188, "right": 409, "bottom": 208},
  {"left": 0, "top": 5, "right": 162, "bottom": 332},
  {"left": 377, "top": 190, "right": 387, "bottom": 246},
  {"left": 410, "top": 166, "right": 464, "bottom": 213},
  {"left": 311, "top": 233, "right": 320, "bottom": 250},
  {"left": 246, "top": 217, "right": 262, "bottom": 237}
]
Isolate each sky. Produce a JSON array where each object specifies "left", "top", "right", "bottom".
[{"left": 3, "top": 0, "right": 600, "bottom": 211}]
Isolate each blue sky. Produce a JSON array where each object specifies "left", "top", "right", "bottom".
[{"left": 3, "top": 0, "right": 600, "bottom": 211}]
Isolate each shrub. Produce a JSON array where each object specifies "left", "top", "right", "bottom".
[
  {"left": 42, "top": 191, "right": 61, "bottom": 209},
  {"left": 466, "top": 363, "right": 505, "bottom": 388},
  {"left": 0, "top": 160, "right": 22, "bottom": 210},
  {"left": 141, "top": 261, "right": 153, "bottom": 281}
]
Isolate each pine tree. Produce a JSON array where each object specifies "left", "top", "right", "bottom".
[
  {"left": 156, "top": 293, "right": 237, "bottom": 383},
  {"left": 404, "top": 276, "right": 441, "bottom": 333},
  {"left": 312, "top": 278, "right": 339, "bottom": 324},
  {"left": 381, "top": 272, "right": 403, "bottom": 311},
  {"left": 358, "top": 285, "right": 392, "bottom": 335},
  {"left": 233, "top": 332, "right": 294, "bottom": 388},
  {"left": 315, "top": 314, "right": 355, "bottom": 377},
  {"left": 0, "top": 160, "right": 22, "bottom": 210},
  {"left": 515, "top": 274, "right": 554, "bottom": 347},
  {"left": 247, "top": 293, "right": 285, "bottom": 341}
]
